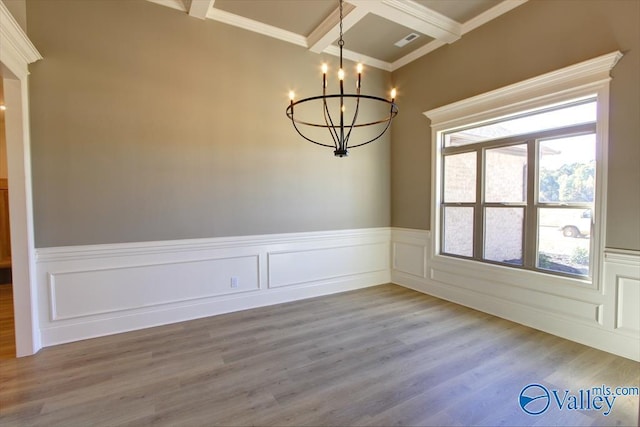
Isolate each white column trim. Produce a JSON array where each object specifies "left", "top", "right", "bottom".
[{"left": 0, "top": 0, "right": 43, "bottom": 356}]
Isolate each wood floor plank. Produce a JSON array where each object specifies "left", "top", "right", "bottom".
[
  {"left": 361, "top": 329, "right": 556, "bottom": 426},
  {"left": 0, "top": 284, "right": 638, "bottom": 426}
]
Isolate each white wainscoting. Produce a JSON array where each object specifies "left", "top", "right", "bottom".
[
  {"left": 391, "top": 228, "right": 640, "bottom": 361},
  {"left": 34, "top": 226, "right": 639, "bottom": 360},
  {"left": 603, "top": 251, "right": 640, "bottom": 338},
  {"left": 36, "top": 228, "right": 391, "bottom": 347}
]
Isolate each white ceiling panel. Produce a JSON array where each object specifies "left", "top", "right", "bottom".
[{"left": 415, "top": 0, "right": 503, "bottom": 23}]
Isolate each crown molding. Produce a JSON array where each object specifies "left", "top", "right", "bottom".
[
  {"left": 381, "top": 0, "right": 461, "bottom": 42},
  {"left": 348, "top": 0, "right": 460, "bottom": 43},
  {"left": 323, "top": 45, "right": 393, "bottom": 72},
  {"left": 144, "top": 0, "right": 528, "bottom": 72},
  {"left": 146, "top": 0, "right": 187, "bottom": 13},
  {"left": 391, "top": 0, "right": 528, "bottom": 71},
  {"left": 0, "top": 0, "right": 42, "bottom": 76},
  {"left": 391, "top": 39, "right": 445, "bottom": 71},
  {"left": 307, "top": 2, "right": 365, "bottom": 54},
  {"left": 207, "top": 7, "right": 391, "bottom": 71},
  {"left": 424, "top": 51, "right": 623, "bottom": 127},
  {"left": 461, "top": 0, "right": 528, "bottom": 34},
  {"left": 207, "top": 8, "right": 307, "bottom": 48}
]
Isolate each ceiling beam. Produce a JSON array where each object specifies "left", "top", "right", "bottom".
[
  {"left": 323, "top": 45, "right": 392, "bottom": 72},
  {"left": 207, "top": 8, "right": 307, "bottom": 47},
  {"left": 145, "top": 0, "right": 526, "bottom": 71},
  {"left": 349, "top": 0, "right": 461, "bottom": 43},
  {"left": 461, "top": 0, "right": 527, "bottom": 34},
  {"left": 307, "top": 2, "right": 368, "bottom": 54},
  {"left": 391, "top": 0, "right": 528, "bottom": 71},
  {"left": 188, "top": 0, "right": 214, "bottom": 19}
]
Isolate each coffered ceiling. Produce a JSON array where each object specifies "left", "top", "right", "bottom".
[{"left": 147, "top": 0, "right": 527, "bottom": 71}]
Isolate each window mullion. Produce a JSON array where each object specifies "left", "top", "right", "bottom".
[
  {"left": 524, "top": 139, "right": 537, "bottom": 269},
  {"left": 475, "top": 147, "right": 484, "bottom": 260}
]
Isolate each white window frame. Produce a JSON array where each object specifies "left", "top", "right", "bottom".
[{"left": 424, "top": 51, "right": 622, "bottom": 292}]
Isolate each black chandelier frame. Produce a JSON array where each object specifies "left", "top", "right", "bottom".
[{"left": 286, "top": 0, "right": 398, "bottom": 157}]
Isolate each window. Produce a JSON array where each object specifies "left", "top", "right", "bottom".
[
  {"left": 439, "top": 98, "right": 597, "bottom": 278},
  {"left": 426, "top": 52, "right": 621, "bottom": 287}
]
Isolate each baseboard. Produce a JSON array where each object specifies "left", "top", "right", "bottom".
[
  {"left": 391, "top": 228, "right": 640, "bottom": 362},
  {"left": 36, "top": 228, "right": 391, "bottom": 347}
]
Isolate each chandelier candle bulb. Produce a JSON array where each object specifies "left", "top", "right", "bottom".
[
  {"left": 357, "top": 63, "right": 363, "bottom": 89},
  {"left": 391, "top": 88, "right": 397, "bottom": 101},
  {"left": 289, "top": 91, "right": 295, "bottom": 110},
  {"left": 322, "top": 63, "right": 328, "bottom": 88}
]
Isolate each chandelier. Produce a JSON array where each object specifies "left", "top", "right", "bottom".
[{"left": 286, "top": 0, "right": 398, "bottom": 157}]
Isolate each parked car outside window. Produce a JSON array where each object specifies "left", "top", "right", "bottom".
[{"left": 560, "top": 209, "right": 591, "bottom": 238}]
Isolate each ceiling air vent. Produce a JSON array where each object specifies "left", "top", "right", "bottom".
[{"left": 394, "top": 33, "right": 420, "bottom": 48}]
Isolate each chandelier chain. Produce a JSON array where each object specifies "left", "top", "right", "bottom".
[{"left": 338, "top": 0, "right": 344, "bottom": 48}]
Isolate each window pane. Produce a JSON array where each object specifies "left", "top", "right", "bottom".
[
  {"left": 443, "top": 207, "right": 474, "bottom": 257},
  {"left": 444, "top": 99, "right": 596, "bottom": 147},
  {"left": 538, "top": 133, "right": 596, "bottom": 203},
  {"left": 537, "top": 208, "right": 591, "bottom": 276},
  {"left": 484, "top": 207, "right": 524, "bottom": 265},
  {"left": 485, "top": 144, "right": 527, "bottom": 203},
  {"left": 444, "top": 152, "right": 476, "bottom": 202}
]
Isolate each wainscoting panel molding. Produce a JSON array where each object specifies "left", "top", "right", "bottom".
[
  {"left": 391, "top": 228, "right": 640, "bottom": 361},
  {"left": 48, "top": 255, "right": 260, "bottom": 321},
  {"left": 603, "top": 251, "right": 640, "bottom": 338},
  {"left": 36, "top": 228, "right": 391, "bottom": 347},
  {"left": 616, "top": 278, "right": 640, "bottom": 333},
  {"left": 268, "top": 243, "right": 388, "bottom": 288}
]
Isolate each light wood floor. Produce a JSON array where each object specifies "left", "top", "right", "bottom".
[
  {"left": 0, "top": 284, "right": 638, "bottom": 426},
  {"left": 0, "top": 283, "right": 15, "bottom": 359}
]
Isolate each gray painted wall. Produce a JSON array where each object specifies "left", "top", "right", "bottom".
[
  {"left": 27, "top": 0, "right": 391, "bottom": 247},
  {"left": 23, "top": 0, "right": 640, "bottom": 251},
  {"left": 3, "top": 0, "right": 26, "bottom": 31},
  {"left": 391, "top": 0, "right": 640, "bottom": 251}
]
